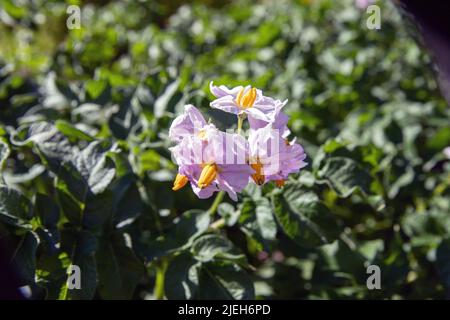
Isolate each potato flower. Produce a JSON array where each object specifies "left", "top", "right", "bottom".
[
  {"left": 170, "top": 105, "right": 253, "bottom": 201},
  {"left": 247, "top": 125, "right": 307, "bottom": 187},
  {"left": 247, "top": 100, "right": 291, "bottom": 138},
  {"left": 169, "top": 83, "right": 307, "bottom": 200},
  {"left": 209, "top": 81, "right": 287, "bottom": 125}
]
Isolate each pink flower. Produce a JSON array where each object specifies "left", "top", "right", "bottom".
[
  {"left": 209, "top": 81, "right": 287, "bottom": 124},
  {"left": 169, "top": 104, "right": 216, "bottom": 143},
  {"left": 248, "top": 100, "right": 291, "bottom": 138},
  {"left": 247, "top": 125, "right": 307, "bottom": 186},
  {"left": 170, "top": 108, "right": 253, "bottom": 201},
  {"left": 170, "top": 83, "right": 308, "bottom": 199}
]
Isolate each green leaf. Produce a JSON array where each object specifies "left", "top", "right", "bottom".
[
  {"left": 23, "top": 123, "right": 115, "bottom": 198},
  {"left": 0, "top": 140, "right": 9, "bottom": 169},
  {"left": 197, "top": 262, "right": 255, "bottom": 300},
  {"left": 164, "top": 253, "right": 200, "bottom": 300},
  {"left": 388, "top": 165, "right": 415, "bottom": 199},
  {"left": 317, "top": 156, "right": 373, "bottom": 197},
  {"left": 145, "top": 210, "right": 210, "bottom": 260},
  {"left": 134, "top": 84, "right": 155, "bottom": 110},
  {"left": 374, "top": 232, "right": 409, "bottom": 289},
  {"left": 11, "top": 231, "right": 39, "bottom": 285},
  {"left": 3, "top": 164, "right": 45, "bottom": 184},
  {"left": 56, "top": 172, "right": 113, "bottom": 230},
  {"left": 74, "top": 141, "right": 116, "bottom": 195},
  {"left": 35, "top": 193, "right": 59, "bottom": 227},
  {"left": 237, "top": 197, "right": 277, "bottom": 253},
  {"left": 82, "top": 190, "right": 113, "bottom": 230},
  {"left": 218, "top": 203, "right": 239, "bottom": 226},
  {"left": 436, "top": 238, "right": 450, "bottom": 291},
  {"left": 53, "top": 140, "right": 115, "bottom": 229},
  {"left": 36, "top": 252, "right": 67, "bottom": 299},
  {"left": 55, "top": 79, "right": 79, "bottom": 103},
  {"left": 255, "top": 198, "right": 277, "bottom": 241},
  {"left": 85, "top": 79, "right": 107, "bottom": 99},
  {"left": 55, "top": 120, "right": 94, "bottom": 142},
  {"left": 111, "top": 175, "right": 142, "bottom": 227},
  {"left": 22, "top": 122, "right": 74, "bottom": 171},
  {"left": 172, "top": 210, "right": 211, "bottom": 247},
  {"left": 238, "top": 198, "right": 267, "bottom": 252},
  {"left": 191, "top": 234, "right": 249, "bottom": 267},
  {"left": 2, "top": 0, "right": 27, "bottom": 19},
  {"left": 108, "top": 95, "right": 140, "bottom": 140},
  {"left": 96, "top": 232, "right": 145, "bottom": 299},
  {"left": 35, "top": 193, "right": 61, "bottom": 254},
  {"left": 0, "top": 185, "right": 33, "bottom": 227},
  {"left": 154, "top": 80, "right": 180, "bottom": 118},
  {"left": 272, "top": 184, "right": 339, "bottom": 247},
  {"left": 36, "top": 226, "right": 60, "bottom": 255},
  {"left": 166, "top": 252, "right": 254, "bottom": 300},
  {"left": 59, "top": 230, "right": 98, "bottom": 300}
]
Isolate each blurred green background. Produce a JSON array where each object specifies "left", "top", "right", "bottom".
[{"left": 1, "top": 0, "right": 450, "bottom": 300}]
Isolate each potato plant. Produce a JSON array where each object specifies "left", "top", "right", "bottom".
[{"left": 0, "top": 0, "right": 449, "bottom": 299}]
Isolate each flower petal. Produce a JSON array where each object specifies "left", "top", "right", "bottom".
[
  {"left": 169, "top": 104, "right": 207, "bottom": 143},
  {"left": 210, "top": 96, "right": 240, "bottom": 114},
  {"left": 191, "top": 183, "right": 218, "bottom": 199},
  {"left": 246, "top": 106, "right": 275, "bottom": 122},
  {"left": 209, "top": 81, "right": 244, "bottom": 98}
]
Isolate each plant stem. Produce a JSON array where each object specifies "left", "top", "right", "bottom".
[
  {"left": 154, "top": 258, "right": 168, "bottom": 300},
  {"left": 237, "top": 114, "right": 244, "bottom": 135},
  {"left": 208, "top": 190, "right": 225, "bottom": 216},
  {"left": 210, "top": 217, "right": 225, "bottom": 230}
]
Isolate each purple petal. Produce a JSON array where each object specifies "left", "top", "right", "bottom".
[
  {"left": 209, "top": 81, "right": 244, "bottom": 98},
  {"left": 246, "top": 106, "right": 275, "bottom": 122},
  {"left": 186, "top": 104, "right": 207, "bottom": 129},
  {"left": 210, "top": 96, "right": 240, "bottom": 114},
  {"left": 191, "top": 183, "right": 219, "bottom": 199},
  {"left": 247, "top": 116, "right": 267, "bottom": 131},
  {"left": 248, "top": 99, "right": 288, "bottom": 131},
  {"left": 216, "top": 164, "right": 253, "bottom": 201},
  {"left": 169, "top": 104, "right": 207, "bottom": 143}
]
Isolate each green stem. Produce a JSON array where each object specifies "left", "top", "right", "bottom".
[
  {"left": 208, "top": 190, "right": 225, "bottom": 216},
  {"left": 237, "top": 114, "right": 244, "bottom": 135},
  {"left": 154, "top": 258, "right": 168, "bottom": 300},
  {"left": 209, "top": 217, "right": 225, "bottom": 230}
]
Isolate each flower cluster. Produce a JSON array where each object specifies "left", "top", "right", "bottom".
[{"left": 169, "top": 82, "right": 307, "bottom": 201}]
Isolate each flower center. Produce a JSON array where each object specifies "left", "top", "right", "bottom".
[
  {"left": 198, "top": 163, "right": 218, "bottom": 189},
  {"left": 251, "top": 161, "right": 265, "bottom": 185},
  {"left": 236, "top": 87, "right": 257, "bottom": 109},
  {"left": 172, "top": 173, "right": 188, "bottom": 191},
  {"left": 197, "top": 129, "right": 207, "bottom": 140}
]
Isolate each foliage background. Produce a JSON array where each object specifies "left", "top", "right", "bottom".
[{"left": 1, "top": 0, "right": 450, "bottom": 299}]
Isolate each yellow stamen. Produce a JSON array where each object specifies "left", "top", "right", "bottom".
[
  {"left": 197, "top": 129, "right": 207, "bottom": 140},
  {"left": 236, "top": 87, "right": 245, "bottom": 106},
  {"left": 251, "top": 162, "right": 265, "bottom": 185},
  {"left": 172, "top": 173, "right": 188, "bottom": 191},
  {"left": 275, "top": 179, "right": 285, "bottom": 188},
  {"left": 198, "top": 163, "right": 218, "bottom": 189},
  {"left": 236, "top": 87, "right": 257, "bottom": 109}
]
